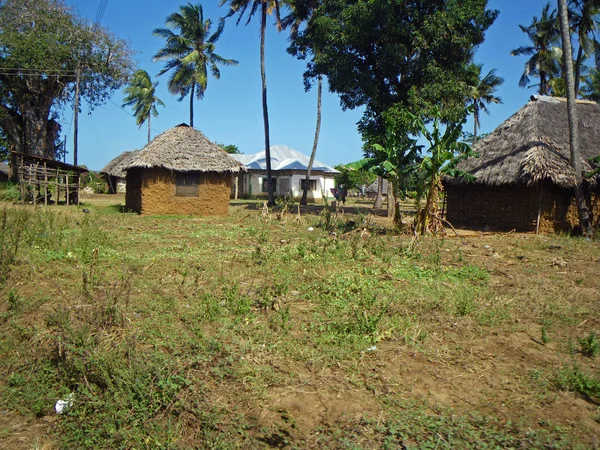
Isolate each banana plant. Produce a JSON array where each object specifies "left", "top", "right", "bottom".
[
  {"left": 411, "top": 109, "right": 476, "bottom": 236},
  {"left": 343, "top": 132, "right": 421, "bottom": 227}
]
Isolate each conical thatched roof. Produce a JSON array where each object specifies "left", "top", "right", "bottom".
[
  {"left": 101, "top": 150, "right": 140, "bottom": 178},
  {"left": 124, "top": 124, "right": 245, "bottom": 173},
  {"left": 445, "top": 96, "right": 600, "bottom": 189}
]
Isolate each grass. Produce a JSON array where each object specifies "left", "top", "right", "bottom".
[{"left": 0, "top": 196, "right": 599, "bottom": 448}]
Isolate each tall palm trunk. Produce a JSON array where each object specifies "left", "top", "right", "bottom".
[
  {"left": 473, "top": 105, "right": 479, "bottom": 146},
  {"left": 261, "top": 0, "right": 274, "bottom": 206},
  {"left": 190, "top": 83, "right": 195, "bottom": 127},
  {"left": 147, "top": 115, "right": 151, "bottom": 144},
  {"left": 558, "top": 0, "right": 595, "bottom": 236},
  {"left": 300, "top": 75, "right": 322, "bottom": 205}
]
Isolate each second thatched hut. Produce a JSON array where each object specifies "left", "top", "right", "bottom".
[
  {"left": 123, "top": 124, "right": 245, "bottom": 215},
  {"left": 443, "top": 96, "right": 600, "bottom": 233}
]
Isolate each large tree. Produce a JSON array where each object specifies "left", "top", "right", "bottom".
[
  {"left": 558, "top": 0, "right": 595, "bottom": 236},
  {"left": 0, "top": 0, "right": 133, "bottom": 160},
  {"left": 467, "top": 63, "right": 503, "bottom": 145},
  {"left": 221, "top": 0, "right": 284, "bottom": 206},
  {"left": 289, "top": 0, "right": 497, "bottom": 144},
  {"left": 122, "top": 70, "right": 165, "bottom": 144},
  {"left": 511, "top": 3, "right": 562, "bottom": 95},
  {"left": 154, "top": 3, "right": 238, "bottom": 128}
]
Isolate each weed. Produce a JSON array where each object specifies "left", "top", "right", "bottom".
[
  {"left": 541, "top": 326, "right": 550, "bottom": 345},
  {"left": 7, "top": 289, "right": 21, "bottom": 312},
  {"left": 579, "top": 331, "right": 599, "bottom": 357},
  {"left": 555, "top": 364, "right": 600, "bottom": 403}
]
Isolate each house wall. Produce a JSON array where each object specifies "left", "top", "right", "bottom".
[
  {"left": 127, "top": 168, "right": 231, "bottom": 215},
  {"left": 233, "top": 171, "right": 336, "bottom": 202},
  {"left": 445, "top": 182, "right": 600, "bottom": 233}
]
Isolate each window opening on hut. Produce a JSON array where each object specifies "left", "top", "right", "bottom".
[
  {"left": 261, "top": 177, "right": 276, "bottom": 193},
  {"left": 175, "top": 173, "right": 200, "bottom": 197},
  {"left": 300, "top": 179, "right": 317, "bottom": 191}
]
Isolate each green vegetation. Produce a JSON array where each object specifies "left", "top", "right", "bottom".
[
  {"left": 0, "top": 0, "right": 134, "bottom": 158},
  {"left": 122, "top": 69, "right": 165, "bottom": 144},
  {"left": 0, "top": 197, "right": 598, "bottom": 447}
]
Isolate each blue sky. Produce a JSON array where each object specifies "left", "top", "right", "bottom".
[{"left": 63, "top": 0, "right": 556, "bottom": 171}]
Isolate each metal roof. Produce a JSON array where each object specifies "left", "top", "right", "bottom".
[{"left": 232, "top": 145, "right": 339, "bottom": 173}]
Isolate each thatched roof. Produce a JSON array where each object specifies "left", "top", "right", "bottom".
[
  {"left": 124, "top": 124, "right": 245, "bottom": 173},
  {"left": 101, "top": 150, "right": 139, "bottom": 178},
  {"left": 445, "top": 96, "right": 600, "bottom": 189}
]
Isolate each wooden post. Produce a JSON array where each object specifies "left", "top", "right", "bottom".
[
  {"left": 56, "top": 168, "right": 59, "bottom": 205},
  {"left": 19, "top": 157, "right": 24, "bottom": 204},
  {"left": 77, "top": 175, "right": 80, "bottom": 205},
  {"left": 536, "top": 183, "right": 544, "bottom": 234},
  {"left": 66, "top": 173, "right": 70, "bottom": 206},
  {"left": 44, "top": 163, "right": 48, "bottom": 205}
]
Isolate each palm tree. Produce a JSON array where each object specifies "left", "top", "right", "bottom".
[
  {"left": 122, "top": 70, "right": 165, "bottom": 144},
  {"left": 582, "top": 67, "right": 600, "bottom": 101},
  {"left": 569, "top": 0, "right": 600, "bottom": 95},
  {"left": 220, "top": 0, "right": 283, "bottom": 206},
  {"left": 467, "top": 64, "right": 503, "bottom": 145},
  {"left": 558, "top": 0, "right": 595, "bottom": 236},
  {"left": 153, "top": 3, "right": 238, "bottom": 128},
  {"left": 283, "top": 0, "right": 322, "bottom": 205},
  {"left": 511, "top": 3, "right": 562, "bottom": 95}
]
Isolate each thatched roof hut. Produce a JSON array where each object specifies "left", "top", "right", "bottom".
[
  {"left": 100, "top": 150, "right": 139, "bottom": 194},
  {"left": 124, "top": 124, "right": 244, "bottom": 174},
  {"left": 124, "top": 124, "right": 245, "bottom": 215},
  {"left": 443, "top": 96, "right": 600, "bottom": 232}
]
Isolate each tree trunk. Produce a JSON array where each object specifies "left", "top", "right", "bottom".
[
  {"left": 390, "top": 178, "right": 402, "bottom": 227},
  {"left": 300, "top": 75, "right": 322, "bottom": 206},
  {"left": 147, "top": 114, "right": 151, "bottom": 144},
  {"left": 373, "top": 176, "right": 383, "bottom": 208},
  {"left": 574, "top": 45, "right": 584, "bottom": 97},
  {"left": 540, "top": 70, "right": 548, "bottom": 95},
  {"left": 386, "top": 178, "right": 394, "bottom": 219},
  {"left": 190, "top": 83, "right": 195, "bottom": 128},
  {"left": 473, "top": 105, "right": 479, "bottom": 146},
  {"left": 261, "top": 1, "right": 274, "bottom": 206},
  {"left": 73, "top": 67, "right": 81, "bottom": 165},
  {"left": 558, "top": 0, "right": 595, "bottom": 236}
]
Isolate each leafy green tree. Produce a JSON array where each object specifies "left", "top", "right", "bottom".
[
  {"left": 154, "top": 3, "right": 238, "bottom": 128},
  {"left": 511, "top": 3, "right": 562, "bottom": 95},
  {"left": 221, "top": 0, "right": 284, "bottom": 206},
  {"left": 122, "top": 70, "right": 165, "bottom": 144},
  {"left": 289, "top": 0, "right": 498, "bottom": 142},
  {"left": 558, "top": 0, "right": 595, "bottom": 236},
  {"left": 467, "top": 64, "right": 503, "bottom": 145},
  {"left": 334, "top": 164, "right": 376, "bottom": 194},
  {"left": 0, "top": 128, "right": 10, "bottom": 162},
  {"left": 217, "top": 143, "right": 241, "bottom": 154},
  {"left": 0, "top": 0, "right": 134, "bottom": 159},
  {"left": 411, "top": 109, "right": 475, "bottom": 236}
]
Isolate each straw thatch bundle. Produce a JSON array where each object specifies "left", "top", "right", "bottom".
[
  {"left": 445, "top": 96, "right": 600, "bottom": 189},
  {"left": 101, "top": 150, "right": 139, "bottom": 178},
  {"left": 124, "top": 124, "right": 245, "bottom": 173}
]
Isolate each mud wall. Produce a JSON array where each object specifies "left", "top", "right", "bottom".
[
  {"left": 445, "top": 183, "right": 600, "bottom": 233},
  {"left": 131, "top": 168, "right": 231, "bottom": 216}
]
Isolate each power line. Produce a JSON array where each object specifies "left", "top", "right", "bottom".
[
  {"left": 108, "top": 98, "right": 161, "bottom": 135},
  {"left": 93, "top": 0, "right": 108, "bottom": 30}
]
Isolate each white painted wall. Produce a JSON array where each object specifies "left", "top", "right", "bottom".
[{"left": 243, "top": 172, "right": 336, "bottom": 202}]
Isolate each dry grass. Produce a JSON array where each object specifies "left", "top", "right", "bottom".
[{"left": 0, "top": 195, "right": 599, "bottom": 449}]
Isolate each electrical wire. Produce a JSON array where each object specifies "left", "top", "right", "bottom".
[
  {"left": 93, "top": 0, "right": 108, "bottom": 30},
  {"left": 108, "top": 98, "right": 161, "bottom": 135}
]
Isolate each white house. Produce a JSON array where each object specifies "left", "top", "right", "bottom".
[{"left": 231, "top": 145, "right": 339, "bottom": 202}]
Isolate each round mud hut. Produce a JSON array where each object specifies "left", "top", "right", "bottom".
[
  {"left": 123, "top": 124, "right": 245, "bottom": 215},
  {"left": 443, "top": 96, "right": 600, "bottom": 233}
]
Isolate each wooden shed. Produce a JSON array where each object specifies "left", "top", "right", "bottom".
[
  {"left": 443, "top": 96, "right": 600, "bottom": 233},
  {"left": 123, "top": 124, "right": 245, "bottom": 215}
]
